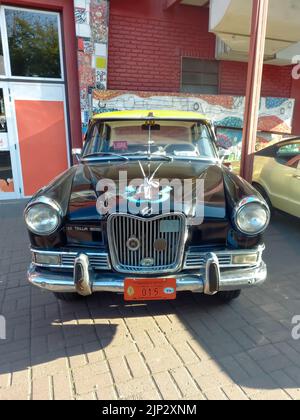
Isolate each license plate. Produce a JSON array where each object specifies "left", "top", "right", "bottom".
[{"left": 124, "top": 278, "right": 177, "bottom": 301}]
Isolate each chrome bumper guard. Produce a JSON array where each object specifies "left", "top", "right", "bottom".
[{"left": 28, "top": 252, "right": 267, "bottom": 296}]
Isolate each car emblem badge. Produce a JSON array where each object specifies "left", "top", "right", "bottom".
[
  {"left": 126, "top": 236, "right": 140, "bottom": 252},
  {"left": 140, "top": 258, "right": 155, "bottom": 267},
  {"left": 154, "top": 238, "right": 167, "bottom": 252}
]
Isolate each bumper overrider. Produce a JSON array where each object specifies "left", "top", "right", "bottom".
[{"left": 28, "top": 247, "right": 267, "bottom": 297}]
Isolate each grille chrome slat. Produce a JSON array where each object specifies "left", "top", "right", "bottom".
[
  {"left": 108, "top": 213, "right": 187, "bottom": 274},
  {"left": 61, "top": 253, "right": 110, "bottom": 270},
  {"left": 184, "top": 254, "right": 230, "bottom": 269}
]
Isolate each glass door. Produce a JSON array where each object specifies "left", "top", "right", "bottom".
[{"left": 0, "top": 5, "right": 68, "bottom": 199}]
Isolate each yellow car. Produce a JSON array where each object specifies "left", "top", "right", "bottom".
[{"left": 253, "top": 138, "right": 300, "bottom": 218}]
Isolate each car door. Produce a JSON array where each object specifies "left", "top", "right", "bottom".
[{"left": 260, "top": 140, "right": 300, "bottom": 217}]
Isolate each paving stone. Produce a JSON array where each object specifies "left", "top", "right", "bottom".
[
  {"left": 169, "top": 366, "right": 200, "bottom": 397},
  {"left": 1, "top": 202, "right": 300, "bottom": 400},
  {"left": 117, "top": 377, "right": 159, "bottom": 400},
  {"left": 153, "top": 371, "right": 182, "bottom": 399},
  {"left": 142, "top": 347, "right": 182, "bottom": 374}
]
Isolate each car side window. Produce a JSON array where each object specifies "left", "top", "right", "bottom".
[
  {"left": 83, "top": 124, "right": 104, "bottom": 156},
  {"left": 276, "top": 142, "right": 300, "bottom": 169}
]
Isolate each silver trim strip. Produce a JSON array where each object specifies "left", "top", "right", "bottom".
[{"left": 31, "top": 245, "right": 265, "bottom": 272}]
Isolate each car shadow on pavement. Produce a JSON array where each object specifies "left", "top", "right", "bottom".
[{"left": 0, "top": 204, "right": 300, "bottom": 399}]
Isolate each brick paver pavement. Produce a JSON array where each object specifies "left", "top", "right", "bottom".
[{"left": 0, "top": 200, "right": 300, "bottom": 400}]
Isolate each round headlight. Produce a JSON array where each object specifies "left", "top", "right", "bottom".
[
  {"left": 234, "top": 198, "right": 270, "bottom": 235},
  {"left": 25, "top": 200, "right": 61, "bottom": 235}
]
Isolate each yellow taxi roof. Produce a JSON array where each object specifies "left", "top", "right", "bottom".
[{"left": 92, "top": 110, "right": 210, "bottom": 122}]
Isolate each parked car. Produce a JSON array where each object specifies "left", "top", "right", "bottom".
[
  {"left": 25, "top": 110, "right": 270, "bottom": 304},
  {"left": 253, "top": 137, "right": 300, "bottom": 218}
]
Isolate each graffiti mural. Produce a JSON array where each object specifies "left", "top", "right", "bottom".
[
  {"left": 92, "top": 90, "right": 295, "bottom": 162},
  {"left": 74, "top": 0, "right": 109, "bottom": 138}
]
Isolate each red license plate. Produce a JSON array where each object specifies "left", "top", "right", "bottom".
[{"left": 124, "top": 278, "right": 177, "bottom": 301}]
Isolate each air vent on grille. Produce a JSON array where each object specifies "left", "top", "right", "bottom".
[
  {"left": 184, "top": 253, "right": 232, "bottom": 269},
  {"left": 61, "top": 253, "right": 110, "bottom": 270}
]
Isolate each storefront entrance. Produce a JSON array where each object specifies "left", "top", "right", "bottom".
[{"left": 0, "top": 5, "right": 70, "bottom": 199}]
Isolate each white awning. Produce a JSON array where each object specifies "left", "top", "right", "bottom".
[
  {"left": 209, "top": 0, "right": 300, "bottom": 65},
  {"left": 180, "top": 0, "right": 300, "bottom": 65}
]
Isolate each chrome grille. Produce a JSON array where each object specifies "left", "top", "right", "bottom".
[
  {"left": 61, "top": 253, "right": 110, "bottom": 270},
  {"left": 184, "top": 253, "right": 232, "bottom": 269},
  {"left": 108, "top": 213, "right": 187, "bottom": 274}
]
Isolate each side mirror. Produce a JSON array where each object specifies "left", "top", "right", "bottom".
[{"left": 72, "top": 148, "right": 82, "bottom": 163}]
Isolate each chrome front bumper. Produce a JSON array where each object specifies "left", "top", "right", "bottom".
[{"left": 28, "top": 259, "right": 267, "bottom": 296}]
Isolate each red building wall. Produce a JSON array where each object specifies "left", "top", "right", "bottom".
[
  {"left": 220, "top": 62, "right": 293, "bottom": 98},
  {"left": 108, "top": 0, "right": 299, "bottom": 134},
  {"left": 108, "top": 0, "right": 215, "bottom": 92}
]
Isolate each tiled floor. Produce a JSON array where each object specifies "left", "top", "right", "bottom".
[{"left": 0, "top": 200, "right": 300, "bottom": 400}]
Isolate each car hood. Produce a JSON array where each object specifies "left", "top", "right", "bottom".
[{"left": 67, "top": 160, "right": 227, "bottom": 222}]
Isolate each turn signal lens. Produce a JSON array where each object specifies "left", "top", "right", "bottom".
[
  {"left": 34, "top": 253, "right": 61, "bottom": 266},
  {"left": 232, "top": 254, "right": 258, "bottom": 265}
]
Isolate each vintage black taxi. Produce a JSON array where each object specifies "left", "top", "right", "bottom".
[{"left": 25, "top": 110, "right": 270, "bottom": 303}]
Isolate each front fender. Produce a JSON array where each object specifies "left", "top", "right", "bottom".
[{"left": 222, "top": 167, "right": 267, "bottom": 249}]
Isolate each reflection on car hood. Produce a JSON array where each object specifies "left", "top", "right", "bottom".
[{"left": 67, "top": 160, "right": 227, "bottom": 222}]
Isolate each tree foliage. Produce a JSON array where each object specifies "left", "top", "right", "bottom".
[{"left": 6, "top": 11, "right": 61, "bottom": 78}]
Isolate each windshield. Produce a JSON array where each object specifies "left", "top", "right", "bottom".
[{"left": 82, "top": 120, "right": 217, "bottom": 160}]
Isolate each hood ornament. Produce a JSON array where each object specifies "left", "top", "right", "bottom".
[
  {"left": 122, "top": 161, "right": 172, "bottom": 206},
  {"left": 121, "top": 120, "right": 173, "bottom": 209}
]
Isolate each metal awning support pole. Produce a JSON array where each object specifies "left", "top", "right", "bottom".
[{"left": 240, "top": 0, "right": 269, "bottom": 182}]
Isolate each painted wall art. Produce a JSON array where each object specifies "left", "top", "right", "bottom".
[
  {"left": 74, "top": 0, "right": 109, "bottom": 138},
  {"left": 92, "top": 90, "right": 295, "bottom": 162}
]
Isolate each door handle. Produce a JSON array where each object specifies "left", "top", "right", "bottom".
[{"left": 293, "top": 175, "right": 300, "bottom": 180}]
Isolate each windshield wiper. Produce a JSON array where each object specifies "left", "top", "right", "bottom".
[
  {"left": 124, "top": 152, "right": 173, "bottom": 162},
  {"left": 83, "top": 152, "right": 129, "bottom": 161}
]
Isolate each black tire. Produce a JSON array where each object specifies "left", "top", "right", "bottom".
[
  {"left": 252, "top": 183, "right": 274, "bottom": 214},
  {"left": 217, "top": 290, "right": 241, "bottom": 303},
  {"left": 54, "top": 292, "right": 83, "bottom": 302}
]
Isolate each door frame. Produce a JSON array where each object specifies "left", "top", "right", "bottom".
[
  {"left": 0, "top": 81, "right": 22, "bottom": 199},
  {"left": 0, "top": 1, "right": 72, "bottom": 200},
  {"left": 0, "top": 0, "right": 82, "bottom": 150}
]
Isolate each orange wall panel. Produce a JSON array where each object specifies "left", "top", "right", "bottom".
[{"left": 15, "top": 100, "right": 69, "bottom": 196}]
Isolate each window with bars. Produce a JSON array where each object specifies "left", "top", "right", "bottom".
[{"left": 181, "top": 58, "right": 219, "bottom": 94}]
